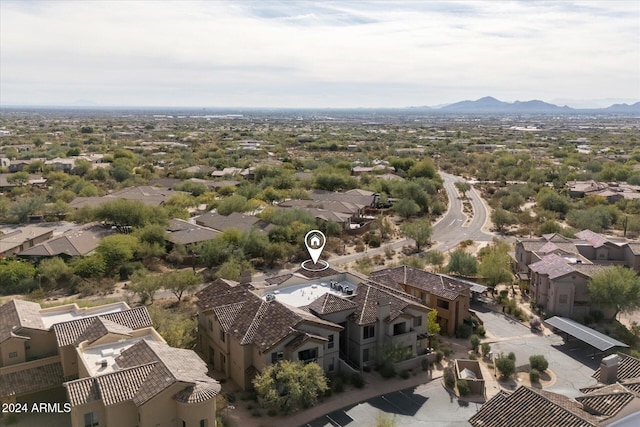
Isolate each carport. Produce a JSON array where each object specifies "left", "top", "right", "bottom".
[{"left": 545, "top": 316, "right": 629, "bottom": 357}]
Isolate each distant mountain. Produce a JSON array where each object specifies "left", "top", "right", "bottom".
[
  {"left": 440, "top": 96, "right": 572, "bottom": 113},
  {"left": 599, "top": 102, "right": 640, "bottom": 113}
]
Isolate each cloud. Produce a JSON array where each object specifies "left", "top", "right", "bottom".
[{"left": 1, "top": 0, "right": 638, "bottom": 107}]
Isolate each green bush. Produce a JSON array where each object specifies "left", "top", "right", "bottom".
[
  {"left": 529, "top": 355, "right": 548, "bottom": 372},
  {"left": 435, "top": 350, "right": 444, "bottom": 363},
  {"left": 456, "top": 323, "right": 473, "bottom": 339},
  {"left": 507, "top": 352, "right": 516, "bottom": 362},
  {"left": 251, "top": 408, "right": 262, "bottom": 417},
  {"left": 380, "top": 365, "right": 396, "bottom": 378},
  {"left": 267, "top": 408, "right": 278, "bottom": 417},
  {"left": 470, "top": 334, "right": 481, "bottom": 352},
  {"left": 496, "top": 357, "right": 516, "bottom": 380},
  {"left": 351, "top": 373, "right": 365, "bottom": 388},
  {"left": 481, "top": 342, "right": 491, "bottom": 357},
  {"left": 475, "top": 325, "right": 486, "bottom": 337},
  {"left": 444, "top": 368, "right": 456, "bottom": 389},
  {"left": 399, "top": 370, "right": 410, "bottom": 379},
  {"left": 332, "top": 376, "right": 344, "bottom": 393},
  {"left": 469, "top": 353, "right": 478, "bottom": 360},
  {"left": 529, "top": 368, "right": 540, "bottom": 383},
  {"left": 457, "top": 379, "right": 470, "bottom": 396}
]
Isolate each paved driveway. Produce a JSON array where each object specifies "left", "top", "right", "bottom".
[
  {"left": 305, "top": 381, "right": 479, "bottom": 427},
  {"left": 473, "top": 308, "right": 600, "bottom": 397}
]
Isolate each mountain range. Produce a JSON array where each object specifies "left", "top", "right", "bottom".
[{"left": 419, "top": 96, "right": 640, "bottom": 114}]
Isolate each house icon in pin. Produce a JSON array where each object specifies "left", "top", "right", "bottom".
[{"left": 309, "top": 234, "right": 321, "bottom": 248}]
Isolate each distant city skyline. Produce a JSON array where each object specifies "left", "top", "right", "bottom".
[{"left": 1, "top": 1, "right": 639, "bottom": 108}]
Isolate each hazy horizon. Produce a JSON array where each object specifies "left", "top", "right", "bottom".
[{"left": 1, "top": 1, "right": 639, "bottom": 109}]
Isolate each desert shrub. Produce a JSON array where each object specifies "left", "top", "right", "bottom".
[
  {"left": 496, "top": 356, "right": 516, "bottom": 380},
  {"left": 380, "top": 365, "right": 396, "bottom": 379},
  {"left": 351, "top": 373, "right": 365, "bottom": 388},
  {"left": 470, "top": 334, "right": 480, "bottom": 353},
  {"left": 400, "top": 370, "right": 410, "bottom": 379},
  {"left": 251, "top": 408, "right": 262, "bottom": 417},
  {"left": 469, "top": 353, "right": 477, "bottom": 360},
  {"left": 529, "top": 355, "right": 548, "bottom": 372},
  {"left": 481, "top": 342, "right": 491, "bottom": 357},
  {"left": 529, "top": 368, "right": 540, "bottom": 383},
  {"left": 507, "top": 352, "right": 516, "bottom": 362},
  {"left": 456, "top": 323, "right": 473, "bottom": 339},
  {"left": 267, "top": 408, "right": 278, "bottom": 417},
  {"left": 444, "top": 368, "right": 456, "bottom": 389},
  {"left": 475, "top": 325, "right": 486, "bottom": 337},
  {"left": 457, "top": 379, "right": 470, "bottom": 396},
  {"left": 435, "top": 350, "right": 444, "bottom": 363}
]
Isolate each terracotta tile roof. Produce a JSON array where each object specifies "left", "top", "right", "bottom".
[
  {"left": 197, "top": 280, "right": 341, "bottom": 352},
  {"left": 293, "top": 266, "right": 341, "bottom": 280},
  {"left": 307, "top": 293, "right": 357, "bottom": 315},
  {"left": 575, "top": 229, "right": 610, "bottom": 248},
  {"left": 53, "top": 306, "right": 152, "bottom": 347},
  {"left": 350, "top": 281, "right": 427, "bottom": 325},
  {"left": 173, "top": 382, "right": 222, "bottom": 404},
  {"left": 265, "top": 273, "right": 293, "bottom": 285},
  {"left": 0, "top": 360, "right": 64, "bottom": 398},
  {"left": 528, "top": 253, "right": 577, "bottom": 279},
  {"left": 73, "top": 317, "right": 133, "bottom": 345},
  {"left": 468, "top": 386, "right": 600, "bottom": 427},
  {"left": 285, "top": 331, "right": 328, "bottom": 350},
  {"left": 65, "top": 362, "right": 157, "bottom": 407},
  {"left": 593, "top": 353, "right": 640, "bottom": 383},
  {"left": 115, "top": 340, "right": 220, "bottom": 406},
  {"left": 0, "top": 299, "right": 45, "bottom": 343},
  {"left": 371, "top": 266, "right": 470, "bottom": 300},
  {"left": 575, "top": 383, "right": 636, "bottom": 417},
  {"left": 627, "top": 242, "right": 640, "bottom": 255}
]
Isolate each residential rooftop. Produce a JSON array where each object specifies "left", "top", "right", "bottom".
[
  {"left": 262, "top": 280, "right": 357, "bottom": 308},
  {"left": 40, "top": 302, "right": 130, "bottom": 328}
]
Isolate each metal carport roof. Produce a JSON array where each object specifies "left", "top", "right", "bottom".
[{"left": 545, "top": 316, "right": 629, "bottom": 352}]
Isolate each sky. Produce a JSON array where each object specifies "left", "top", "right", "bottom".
[{"left": 1, "top": 0, "right": 639, "bottom": 108}]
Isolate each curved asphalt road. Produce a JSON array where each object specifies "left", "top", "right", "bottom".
[{"left": 431, "top": 171, "right": 494, "bottom": 252}]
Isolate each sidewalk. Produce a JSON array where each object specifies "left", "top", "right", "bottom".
[{"left": 222, "top": 366, "right": 444, "bottom": 427}]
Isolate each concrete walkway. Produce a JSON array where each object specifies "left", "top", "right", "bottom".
[{"left": 223, "top": 367, "right": 445, "bottom": 427}]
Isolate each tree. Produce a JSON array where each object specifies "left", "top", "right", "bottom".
[
  {"left": 401, "top": 218, "right": 432, "bottom": 251},
  {"left": 253, "top": 360, "right": 328, "bottom": 414},
  {"left": 491, "top": 208, "right": 514, "bottom": 234},
  {"left": 588, "top": 266, "right": 640, "bottom": 320},
  {"left": 445, "top": 249, "right": 478, "bottom": 277},
  {"left": 537, "top": 188, "right": 570, "bottom": 215},
  {"left": 408, "top": 159, "right": 437, "bottom": 179},
  {"left": 455, "top": 181, "right": 471, "bottom": 199},
  {"left": 95, "top": 200, "right": 167, "bottom": 232},
  {"left": 9, "top": 196, "right": 44, "bottom": 223},
  {"left": 427, "top": 310, "right": 440, "bottom": 347},
  {"left": 425, "top": 250, "right": 445, "bottom": 271},
  {"left": 7, "top": 171, "right": 29, "bottom": 185},
  {"left": 478, "top": 246, "right": 513, "bottom": 288},
  {"left": 529, "top": 355, "right": 548, "bottom": 372},
  {"left": 165, "top": 270, "right": 201, "bottom": 302},
  {"left": 128, "top": 270, "right": 162, "bottom": 304},
  {"left": 481, "top": 342, "right": 491, "bottom": 357},
  {"left": 37, "top": 257, "right": 75, "bottom": 290},
  {"left": 0, "top": 260, "right": 36, "bottom": 294},
  {"left": 470, "top": 334, "right": 480, "bottom": 353},
  {"left": 71, "top": 254, "right": 106, "bottom": 278},
  {"left": 147, "top": 305, "right": 197, "bottom": 349},
  {"left": 496, "top": 355, "right": 516, "bottom": 380},
  {"left": 96, "top": 234, "right": 139, "bottom": 273},
  {"left": 394, "top": 198, "right": 420, "bottom": 219}
]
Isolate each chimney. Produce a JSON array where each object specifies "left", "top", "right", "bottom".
[
  {"left": 377, "top": 298, "right": 391, "bottom": 323},
  {"left": 599, "top": 354, "right": 620, "bottom": 384},
  {"left": 239, "top": 270, "right": 252, "bottom": 285}
]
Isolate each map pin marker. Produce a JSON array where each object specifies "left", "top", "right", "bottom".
[{"left": 305, "top": 230, "right": 326, "bottom": 264}]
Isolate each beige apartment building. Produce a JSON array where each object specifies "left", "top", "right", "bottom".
[
  {"left": 196, "top": 268, "right": 434, "bottom": 390},
  {"left": 0, "top": 299, "right": 220, "bottom": 427}
]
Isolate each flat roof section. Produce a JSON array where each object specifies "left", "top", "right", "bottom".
[
  {"left": 79, "top": 332, "right": 159, "bottom": 376},
  {"left": 264, "top": 280, "right": 356, "bottom": 308},
  {"left": 545, "top": 316, "right": 629, "bottom": 352},
  {"left": 40, "top": 302, "right": 129, "bottom": 328}
]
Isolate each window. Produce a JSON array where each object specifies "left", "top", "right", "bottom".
[
  {"left": 559, "top": 295, "right": 568, "bottom": 304},
  {"left": 220, "top": 330, "right": 225, "bottom": 342},
  {"left": 393, "top": 322, "right": 407, "bottom": 336},
  {"left": 8, "top": 351, "right": 17, "bottom": 358},
  {"left": 413, "top": 316, "right": 422, "bottom": 327},
  {"left": 84, "top": 412, "right": 99, "bottom": 427},
  {"left": 208, "top": 318, "right": 213, "bottom": 331},
  {"left": 183, "top": 421, "right": 187, "bottom": 427},
  {"left": 363, "top": 348, "right": 370, "bottom": 363},
  {"left": 220, "top": 354, "right": 226, "bottom": 368},
  {"left": 436, "top": 299, "right": 449, "bottom": 310},
  {"left": 298, "top": 348, "right": 318, "bottom": 363},
  {"left": 327, "top": 334, "right": 334, "bottom": 349},
  {"left": 200, "top": 420, "right": 208, "bottom": 427},
  {"left": 363, "top": 325, "right": 375, "bottom": 340},
  {"left": 271, "top": 351, "right": 284, "bottom": 364}
]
